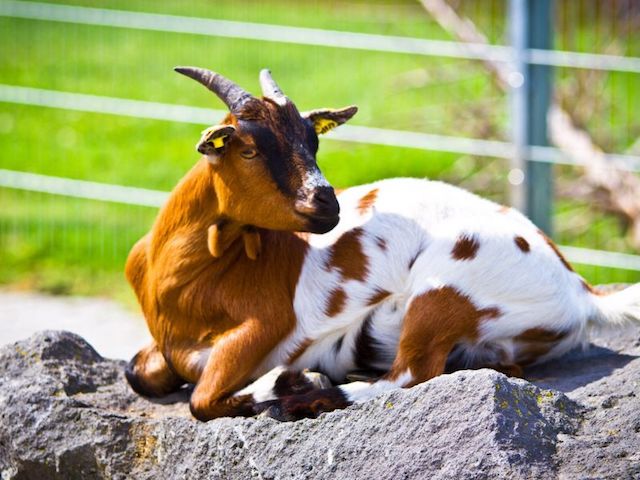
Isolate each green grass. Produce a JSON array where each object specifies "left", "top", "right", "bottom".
[
  {"left": 0, "top": 16, "right": 500, "bottom": 134},
  {"left": 0, "top": 105, "right": 460, "bottom": 189},
  {"left": 1, "top": 0, "right": 639, "bottom": 303},
  {"left": 0, "top": 189, "right": 154, "bottom": 305},
  {"left": 23, "top": 0, "right": 460, "bottom": 40}
]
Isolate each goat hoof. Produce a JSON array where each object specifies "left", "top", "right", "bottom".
[
  {"left": 302, "top": 370, "right": 332, "bottom": 389},
  {"left": 272, "top": 369, "right": 331, "bottom": 397},
  {"left": 254, "top": 400, "right": 293, "bottom": 422}
]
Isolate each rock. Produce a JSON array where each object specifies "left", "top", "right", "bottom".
[
  {"left": 1, "top": 329, "right": 639, "bottom": 479},
  {"left": 527, "top": 327, "right": 640, "bottom": 479}
]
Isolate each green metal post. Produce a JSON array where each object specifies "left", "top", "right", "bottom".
[{"left": 510, "top": 0, "right": 554, "bottom": 234}]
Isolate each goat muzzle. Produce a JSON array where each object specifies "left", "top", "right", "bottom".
[{"left": 295, "top": 187, "right": 340, "bottom": 234}]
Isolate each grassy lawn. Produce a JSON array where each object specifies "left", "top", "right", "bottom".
[{"left": 1, "top": 0, "right": 639, "bottom": 305}]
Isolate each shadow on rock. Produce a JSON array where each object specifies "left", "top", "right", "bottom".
[{"left": 525, "top": 343, "right": 638, "bottom": 393}]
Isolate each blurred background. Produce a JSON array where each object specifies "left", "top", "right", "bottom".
[{"left": 1, "top": 0, "right": 639, "bottom": 357}]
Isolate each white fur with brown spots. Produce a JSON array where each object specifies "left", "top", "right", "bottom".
[
  {"left": 235, "top": 178, "right": 640, "bottom": 414},
  {"left": 128, "top": 68, "right": 640, "bottom": 422}
]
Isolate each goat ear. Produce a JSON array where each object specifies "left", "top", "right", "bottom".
[
  {"left": 196, "top": 124, "right": 236, "bottom": 162},
  {"left": 303, "top": 106, "right": 358, "bottom": 135}
]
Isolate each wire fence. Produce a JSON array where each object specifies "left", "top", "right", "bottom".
[
  {"left": 1, "top": 0, "right": 639, "bottom": 279},
  {"left": 3, "top": 0, "right": 640, "bottom": 72},
  {"left": 1, "top": 84, "right": 640, "bottom": 170}
]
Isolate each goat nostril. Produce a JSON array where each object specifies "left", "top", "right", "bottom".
[
  {"left": 296, "top": 187, "right": 339, "bottom": 218},
  {"left": 312, "top": 187, "right": 336, "bottom": 207},
  {"left": 310, "top": 187, "right": 339, "bottom": 217}
]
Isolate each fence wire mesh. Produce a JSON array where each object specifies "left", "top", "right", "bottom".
[{"left": 0, "top": 0, "right": 639, "bottom": 298}]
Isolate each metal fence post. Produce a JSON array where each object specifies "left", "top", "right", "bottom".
[{"left": 509, "top": 0, "right": 554, "bottom": 234}]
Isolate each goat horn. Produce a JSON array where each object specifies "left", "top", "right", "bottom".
[
  {"left": 174, "top": 66, "right": 253, "bottom": 112},
  {"left": 259, "top": 69, "right": 288, "bottom": 105}
]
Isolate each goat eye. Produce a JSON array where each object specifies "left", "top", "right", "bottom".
[{"left": 240, "top": 148, "right": 258, "bottom": 159}]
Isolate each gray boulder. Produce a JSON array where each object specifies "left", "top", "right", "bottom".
[{"left": 0, "top": 327, "right": 639, "bottom": 480}]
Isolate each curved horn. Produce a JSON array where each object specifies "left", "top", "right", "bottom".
[
  {"left": 259, "top": 69, "right": 288, "bottom": 105},
  {"left": 174, "top": 66, "right": 253, "bottom": 112}
]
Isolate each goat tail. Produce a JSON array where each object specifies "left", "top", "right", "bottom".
[{"left": 589, "top": 283, "right": 640, "bottom": 329}]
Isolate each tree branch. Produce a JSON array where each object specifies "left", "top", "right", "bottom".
[{"left": 418, "top": 0, "right": 640, "bottom": 247}]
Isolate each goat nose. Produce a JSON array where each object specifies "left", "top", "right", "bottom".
[
  {"left": 296, "top": 187, "right": 339, "bottom": 217},
  {"left": 311, "top": 187, "right": 337, "bottom": 208}
]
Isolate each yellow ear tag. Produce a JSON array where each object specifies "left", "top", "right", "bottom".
[
  {"left": 211, "top": 135, "right": 227, "bottom": 149},
  {"left": 314, "top": 118, "right": 338, "bottom": 134}
]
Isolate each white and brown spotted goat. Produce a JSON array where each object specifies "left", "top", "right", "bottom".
[{"left": 125, "top": 67, "right": 640, "bottom": 421}]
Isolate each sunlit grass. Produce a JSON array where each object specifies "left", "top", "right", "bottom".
[
  {"left": 0, "top": 0, "right": 639, "bottom": 301},
  {"left": 0, "top": 189, "right": 153, "bottom": 305}
]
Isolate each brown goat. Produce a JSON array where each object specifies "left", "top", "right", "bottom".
[
  {"left": 125, "top": 67, "right": 357, "bottom": 420},
  {"left": 126, "top": 67, "right": 640, "bottom": 422}
]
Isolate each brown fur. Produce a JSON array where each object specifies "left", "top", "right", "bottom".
[
  {"left": 386, "top": 286, "right": 500, "bottom": 384},
  {"left": 538, "top": 230, "right": 574, "bottom": 272},
  {"left": 581, "top": 279, "right": 606, "bottom": 295},
  {"left": 326, "top": 227, "right": 369, "bottom": 281},
  {"left": 515, "top": 327, "right": 566, "bottom": 343},
  {"left": 132, "top": 71, "right": 581, "bottom": 421},
  {"left": 255, "top": 387, "right": 350, "bottom": 421},
  {"left": 207, "top": 222, "right": 242, "bottom": 258},
  {"left": 367, "top": 288, "right": 391, "bottom": 306},
  {"left": 514, "top": 235, "right": 530, "bottom": 253},
  {"left": 514, "top": 327, "right": 568, "bottom": 365},
  {"left": 326, "top": 288, "right": 347, "bottom": 317},
  {"left": 126, "top": 71, "right": 360, "bottom": 421},
  {"left": 125, "top": 343, "right": 185, "bottom": 398},
  {"left": 451, "top": 233, "right": 480, "bottom": 260},
  {"left": 517, "top": 345, "right": 553, "bottom": 366},
  {"left": 272, "top": 370, "right": 316, "bottom": 397},
  {"left": 126, "top": 156, "right": 310, "bottom": 420},
  {"left": 211, "top": 120, "right": 310, "bottom": 230},
  {"left": 286, "top": 338, "right": 313, "bottom": 365},
  {"left": 242, "top": 228, "right": 262, "bottom": 260},
  {"left": 357, "top": 188, "right": 378, "bottom": 215}
]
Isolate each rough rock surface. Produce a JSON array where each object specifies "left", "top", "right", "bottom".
[{"left": 0, "top": 327, "right": 639, "bottom": 480}]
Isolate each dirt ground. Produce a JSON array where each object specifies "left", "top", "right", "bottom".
[{"left": 0, "top": 290, "right": 150, "bottom": 360}]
